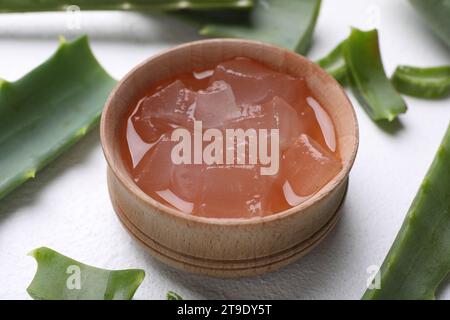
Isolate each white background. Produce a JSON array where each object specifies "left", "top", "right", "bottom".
[{"left": 0, "top": 0, "right": 449, "bottom": 300}]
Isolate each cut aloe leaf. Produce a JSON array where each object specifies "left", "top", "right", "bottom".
[
  {"left": 0, "top": 0, "right": 253, "bottom": 12},
  {"left": 316, "top": 40, "right": 348, "bottom": 85},
  {"left": 167, "top": 291, "right": 183, "bottom": 300},
  {"left": 410, "top": 0, "right": 450, "bottom": 48},
  {"left": 0, "top": 36, "right": 116, "bottom": 200},
  {"left": 363, "top": 122, "right": 450, "bottom": 300},
  {"left": 344, "top": 28, "right": 407, "bottom": 122},
  {"left": 27, "top": 247, "right": 145, "bottom": 300},
  {"left": 392, "top": 65, "right": 450, "bottom": 99},
  {"left": 179, "top": 0, "right": 322, "bottom": 55}
]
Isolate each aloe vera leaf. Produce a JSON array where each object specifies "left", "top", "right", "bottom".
[
  {"left": 316, "top": 40, "right": 348, "bottom": 85},
  {"left": 180, "top": 0, "right": 322, "bottom": 55},
  {"left": 392, "top": 65, "right": 450, "bottom": 99},
  {"left": 167, "top": 291, "right": 183, "bottom": 300},
  {"left": 343, "top": 28, "right": 407, "bottom": 122},
  {"left": 27, "top": 247, "right": 145, "bottom": 300},
  {"left": 363, "top": 122, "right": 450, "bottom": 300},
  {"left": 0, "top": 36, "right": 116, "bottom": 200},
  {"left": 0, "top": 0, "right": 253, "bottom": 12},
  {"left": 410, "top": 0, "right": 450, "bottom": 48}
]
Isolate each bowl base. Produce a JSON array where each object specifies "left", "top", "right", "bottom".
[{"left": 112, "top": 180, "right": 348, "bottom": 278}]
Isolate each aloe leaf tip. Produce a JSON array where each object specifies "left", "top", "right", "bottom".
[
  {"left": 0, "top": 35, "right": 116, "bottom": 200},
  {"left": 27, "top": 247, "right": 145, "bottom": 300}
]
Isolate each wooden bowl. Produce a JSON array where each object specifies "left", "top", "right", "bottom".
[{"left": 100, "top": 39, "right": 359, "bottom": 277}]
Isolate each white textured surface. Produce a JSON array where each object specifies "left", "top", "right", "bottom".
[{"left": 0, "top": 0, "right": 449, "bottom": 300}]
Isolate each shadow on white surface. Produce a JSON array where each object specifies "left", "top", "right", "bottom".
[
  {"left": 127, "top": 201, "right": 362, "bottom": 300},
  {"left": 374, "top": 118, "right": 404, "bottom": 135}
]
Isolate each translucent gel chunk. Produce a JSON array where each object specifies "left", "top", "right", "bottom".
[
  {"left": 282, "top": 134, "right": 342, "bottom": 198},
  {"left": 131, "top": 108, "right": 172, "bottom": 143},
  {"left": 306, "top": 97, "right": 336, "bottom": 152},
  {"left": 170, "top": 163, "right": 205, "bottom": 203},
  {"left": 133, "top": 134, "right": 174, "bottom": 192},
  {"left": 226, "top": 96, "right": 300, "bottom": 150},
  {"left": 196, "top": 165, "right": 275, "bottom": 218},
  {"left": 135, "top": 80, "right": 197, "bottom": 132},
  {"left": 210, "top": 57, "right": 308, "bottom": 105},
  {"left": 296, "top": 97, "right": 333, "bottom": 153},
  {"left": 195, "top": 80, "right": 241, "bottom": 128},
  {"left": 262, "top": 96, "right": 301, "bottom": 150},
  {"left": 121, "top": 58, "right": 343, "bottom": 218}
]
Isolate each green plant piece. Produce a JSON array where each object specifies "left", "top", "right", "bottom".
[
  {"left": 0, "top": 36, "right": 116, "bottom": 200},
  {"left": 179, "top": 0, "right": 322, "bottom": 55},
  {"left": 410, "top": 0, "right": 450, "bottom": 48},
  {"left": 392, "top": 65, "right": 450, "bottom": 99},
  {"left": 167, "top": 291, "right": 183, "bottom": 300},
  {"left": 343, "top": 28, "right": 407, "bottom": 122},
  {"left": 363, "top": 122, "right": 450, "bottom": 300},
  {"left": 316, "top": 40, "right": 348, "bottom": 85},
  {"left": 27, "top": 247, "right": 145, "bottom": 300},
  {"left": 0, "top": 0, "right": 253, "bottom": 12}
]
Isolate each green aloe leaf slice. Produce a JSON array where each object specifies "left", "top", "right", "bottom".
[
  {"left": 392, "top": 65, "right": 450, "bottom": 99},
  {"left": 410, "top": 0, "right": 450, "bottom": 48},
  {"left": 0, "top": 36, "right": 116, "bottom": 200},
  {"left": 316, "top": 40, "right": 348, "bottom": 85},
  {"left": 344, "top": 28, "right": 407, "bottom": 122},
  {"left": 167, "top": 291, "right": 183, "bottom": 300},
  {"left": 363, "top": 122, "right": 450, "bottom": 300},
  {"left": 179, "top": 0, "right": 322, "bottom": 55},
  {"left": 27, "top": 247, "right": 145, "bottom": 300},
  {"left": 0, "top": 0, "right": 253, "bottom": 12},
  {"left": 318, "top": 39, "right": 450, "bottom": 100}
]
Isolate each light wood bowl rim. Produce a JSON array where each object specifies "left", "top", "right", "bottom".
[{"left": 100, "top": 38, "right": 359, "bottom": 227}]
